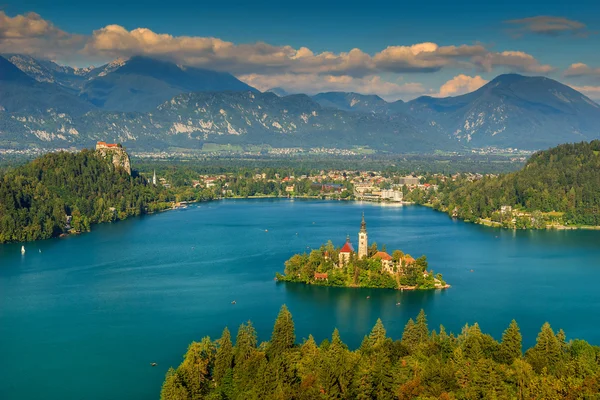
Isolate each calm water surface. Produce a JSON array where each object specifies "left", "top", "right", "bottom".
[{"left": 1, "top": 199, "right": 600, "bottom": 399}]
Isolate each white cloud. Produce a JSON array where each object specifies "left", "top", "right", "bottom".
[
  {"left": 434, "top": 75, "right": 488, "bottom": 97},
  {"left": 564, "top": 63, "right": 600, "bottom": 77},
  {"left": 0, "top": 11, "right": 85, "bottom": 59},
  {"left": 237, "top": 73, "right": 429, "bottom": 101}
]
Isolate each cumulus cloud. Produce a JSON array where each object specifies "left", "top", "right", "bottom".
[
  {"left": 0, "top": 11, "right": 563, "bottom": 98},
  {"left": 0, "top": 11, "right": 85, "bottom": 58},
  {"left": 505, "top": 16, "right": 590, "bottom": 37},
  {"left": 564, "top": 63, "right": 600, "bottom": 77},
  {"left": 434, "top": 75, "right": 488, "bottom": 97},
  {"left": 472, "top": 51, "right": 554, "bottom": 74},
  {"left": 372, "top": 43, "right": 486, "bottom": 73},
  {"left": 237, "top": 73, "right": 429, "bottom": 101}
]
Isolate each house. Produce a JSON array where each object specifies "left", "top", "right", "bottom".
[
  {"left": 314, "top": 272, "right": 328, "bottom": 281},
  {"left": 372, "top": 251, "right": 394, "bottom": 273},
  {"left": 285, "top": 185, "right": 295, "bottom": 193}
]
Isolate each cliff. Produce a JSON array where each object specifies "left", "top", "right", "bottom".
[{"left": 95, "top": 143, "right": 131, "bottom": 175}]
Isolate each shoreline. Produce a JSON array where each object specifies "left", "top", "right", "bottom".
[
  {"left": 276, "top": 278, "right": 450, "bottom": 291},
  {"left": 421, "top": 203, "right": 600, "bottom": 232},
  {"left": 5, "top": 196, "right": 599, "bottom": 245}
]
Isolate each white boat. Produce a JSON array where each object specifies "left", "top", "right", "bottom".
[{"left": 21, "top": 245, "right": 25, "bottom": 254}]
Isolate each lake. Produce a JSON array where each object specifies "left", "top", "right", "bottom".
[{"left": 1, "top": 199, "right": 600, "bottom": 399}]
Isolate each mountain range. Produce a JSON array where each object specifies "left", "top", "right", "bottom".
[{"left": 1, "top": 54, "right": 599, "bottom": 152}]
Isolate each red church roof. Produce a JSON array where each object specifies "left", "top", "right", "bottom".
[
  {"left": 372, "top": 251, "right": 392, "bottom": 261},
  {"left": 340, "top": 241, "right": 354, "bottom": 253}
]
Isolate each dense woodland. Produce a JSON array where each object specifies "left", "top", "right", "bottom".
[
  {"left": 0, "top": 150, "right": 177, "bottom": 243},
  {"left": 278, "top": 242, "right": 444, "bottom": 290},
  {"left": 408, "top": 141, "right": 600, "bottom": 228},
  {"left": 161, "top": 306, "right": 600, "bottom": 399}
]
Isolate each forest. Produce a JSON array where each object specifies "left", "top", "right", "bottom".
[
  {"left": 408, "top": 141, "right": 600, "bottom": 228},
  {"left": 161, "top": 306, "right": 600, "bottom": 399},
  {"left": 0, "top": 149, "right": 176, "bottom": 243}
]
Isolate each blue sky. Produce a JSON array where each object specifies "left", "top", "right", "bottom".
[{"left": 2, "top": 0, "right": 600, "bottom": 99}]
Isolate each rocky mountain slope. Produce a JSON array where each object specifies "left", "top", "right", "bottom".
[{"left": 2, "top": 54, "right": 600, "bottom": 152}]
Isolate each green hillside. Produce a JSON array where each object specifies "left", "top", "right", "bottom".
[
  {"left": 0, "top": 149, "right": 172, "bottom": 243},
  {"left": 422, "top": 140, "right": 600, "bottom": 227}
]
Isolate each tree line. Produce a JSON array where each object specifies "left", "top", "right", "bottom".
[{"left": 161, "top": 306, "right": 600, "bottom": 399}]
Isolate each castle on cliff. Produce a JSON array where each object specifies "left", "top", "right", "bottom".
[{"left": 95, "top": 141, "right": 131, "bottom": 175}]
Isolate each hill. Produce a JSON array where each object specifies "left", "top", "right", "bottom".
[
  {"left": 0, "top": 148, "right": 171, "bottom": 243},
  {"left": 416, "top": 140, "right": 600, "bottom": 227},
  {"left": 79, "top": 56, "right": 257, "bottom": 112}
]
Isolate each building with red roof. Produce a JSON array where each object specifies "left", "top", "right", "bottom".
[
  {"left": 338, "top": 235, "right": 354, "bottom": 267},
  {"left": 96, "top": 141, "right": 119, "bottom": 149},
  {"left": 372, "top": 251, "right": 394, "bottom": 273},
  {"left": 314, "top": 272, "right": 328, "bottom": 281}
]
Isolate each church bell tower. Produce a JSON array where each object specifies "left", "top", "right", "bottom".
[{"left": 358, "top": 212, "right": 368, "bottom": 259}]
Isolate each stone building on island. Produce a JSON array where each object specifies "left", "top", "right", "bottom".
[{"left": 337, "top": 213, "right": 415, "bottom": 275}]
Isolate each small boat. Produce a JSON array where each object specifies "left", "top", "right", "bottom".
[
  {"left": 231, "top": 300, "right": 236, "bottom": 305},
  {"left": 366, "top": 296, "right": 370, "bottom": 299},
  {"left": 150, "top": 362, "right": 157, "bottom": 367},
  {"left": 470, "top": 269, "right": 474, "bottom": 273},
  {"left": 21, "top": 246, "right": 25, "bottom": 255},
  {"left": 39, "top": 249, "right": 42, "bottom": 253},
  {"left": 396, "top": 302, "right": 401, "bottom": 306}
]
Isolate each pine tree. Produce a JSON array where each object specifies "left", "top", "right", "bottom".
[
  {"left": 415, "top": 310, "right": 429, "bottom": 344},
  {"left": 369, "top": 318, "right": 387, "bottom": 347},
  {"left": 234, "top": 321, "right": 258, "bottom": 364},
  {"left": 214, "top": 327, "right": 233, "bottom": 385},
  {"left": 267, "top": 305, "right": 296, "bottom": 359},
  {"left": 525, "top": 322, "right": 561, "bottom": 373},
  {"left": 401, "top": 318, "right": 418, "bottom": 349},
  {"left": 160, "top": 368, "right": 189, "bottom": 400},
  {"left": 496, "top": 320, "right": 522, "bottom": 364}
]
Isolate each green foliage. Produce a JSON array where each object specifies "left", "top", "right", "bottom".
[
  {"left": 162, "top": 309, "right": 600, "bottom": 399},
  {"left": 0, "top": 149, "right": 178, "bottom": 243},
  {"left": 422, "top": 141, "right": 600, "bottom": 228}
]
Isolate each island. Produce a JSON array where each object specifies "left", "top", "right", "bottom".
[{"left": 276, "top": 214, "right": 448, "bottom": 290}]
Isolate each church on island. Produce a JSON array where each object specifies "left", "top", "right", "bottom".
[
  {"left": 338, "top": 213, "right": 415, "bottom": 274},
  {"left": 278, "top": 213, "right": 449, "bottom": 290}
]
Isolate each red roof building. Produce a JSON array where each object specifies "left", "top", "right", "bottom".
[
  {"left": 96, "top": 141, "right": 119, "bottom": 149},
  {"left": 372, "top": 251, "right": 392, "bottom": 261},
  {"left": 340, "top": 241, "right": 354, "bottom": 253},
  {"left": 314, "top": 272, "right": 328, "bottom": 280}
]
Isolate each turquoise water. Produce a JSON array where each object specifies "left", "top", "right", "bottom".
[{"left": 1, "top": 199, "right": 600, "bottom": 399}]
